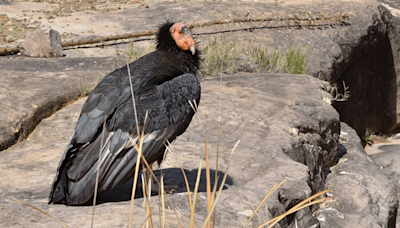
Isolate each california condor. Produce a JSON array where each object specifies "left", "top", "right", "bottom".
[{"left": 49, "top": 21, "right": 200, "bottom": 205}]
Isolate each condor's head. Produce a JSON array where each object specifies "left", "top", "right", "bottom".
[
  {"left": 156, "top": 21, "right": 200, "bottom": 73},
  {"left": 156, "top": 22, "right": 197, "bottom": 56}
]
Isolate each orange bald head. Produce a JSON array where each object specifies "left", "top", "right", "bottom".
[{"left": 170, "top": 22, "right": 196, "bottom": 55}]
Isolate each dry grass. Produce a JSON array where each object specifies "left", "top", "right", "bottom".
[{"left": 330, "top": 80, "right": 350, "bottom": 102}]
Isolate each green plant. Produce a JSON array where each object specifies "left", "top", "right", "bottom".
[
  {"left": 364, "top": 135, "right": 373, "bottom": 146},
  {"left": 79, "top": 77, "right": 98, "bottom": 96},
  {"left": 200, "top": 36, "right": 242, "bottom": 76},
  {"left": 200, "top": 36, "right": 308, "bottom": 77},
  {"left": 250, "top": 46, "right": 307, "bottom": 74},
  {"left": 79, "top": 78, "right": 88, "bottom": 95},
  {"left": 285, "top": 48, "right": 307, "bottom": 74},
  {"left": 126, "top": 42, "right": 155, "bottom": 63}
]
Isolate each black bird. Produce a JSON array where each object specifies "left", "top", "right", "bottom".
[{"left": 49, "top": 22, "right": 201, "bottom": 205}]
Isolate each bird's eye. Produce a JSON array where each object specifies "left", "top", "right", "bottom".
[{"left": 179, "top": 30, "right": 182, "bottom": 34}]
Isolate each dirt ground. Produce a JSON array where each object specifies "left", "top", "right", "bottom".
[{"left": 0, "top": 0, "right": 146, "bottom": 45}]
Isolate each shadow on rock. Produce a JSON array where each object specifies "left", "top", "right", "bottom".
[{"left": 78, "top": 168, "right": 233, "bottom": 206}]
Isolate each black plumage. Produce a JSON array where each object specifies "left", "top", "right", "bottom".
[{"left": 49, "top": 21, "right": 200, "bottom": 205}]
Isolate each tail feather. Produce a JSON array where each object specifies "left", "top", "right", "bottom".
[
  {"left": 48, "top": 166, "right": 68, "bottom": 204},
  {"left": 49, "top": 130, "right": 116, "bottom": 205},
  {"left": 48, "top": 129, "right": 167, "bottom": 205},
  {"left": 48, "top": 136, "right": 74, "bottom": 204}
]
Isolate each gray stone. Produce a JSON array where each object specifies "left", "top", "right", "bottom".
[
  {"left": 316, "top": 122, "right": 398, "bottom": 228},
  {"left": 370, "top": 150, "right": 400, "bottom": 227},
  {"left": 366, "top": 133, "right": 400, "bottom": 227},
  {"left": 0, "top": 56, "right": 116, "bottom": 151},
  {"left": 22, "top": 28, "right": 63, "bottom": 57}
]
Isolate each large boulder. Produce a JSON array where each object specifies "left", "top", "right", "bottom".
[
  {"left": 0, "top": 73, "right": 340, "bottom": 227},
  {"left": 366, "top": 133, "right": 400, "bottom": 227},
  {"left": 380, "top": 0, "right": 400, "bottom": 131},
  {"left": 316, "top": 123, "right": 398, "bottom": 227},
  {"left": 0, "top": 57, "right": 115, "bottom": 151}
]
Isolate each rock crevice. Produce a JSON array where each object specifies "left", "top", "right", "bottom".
[{"left": 331, "top": 5, "right": 398, "bottom": 139}]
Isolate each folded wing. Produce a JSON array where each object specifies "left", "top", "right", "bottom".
[{"left": 49, "top": 67, "right": 200, "bottom": 205}]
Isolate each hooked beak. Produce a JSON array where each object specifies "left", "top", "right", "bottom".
[
  {"left": 181, "top": 26, "right": 196, "bottom": 55},
  {"left": 171, "top": 23, "right": 197, "bottom": 55},
  {"left": 190, "top": 44, "right": 196, "bottom": 55}
]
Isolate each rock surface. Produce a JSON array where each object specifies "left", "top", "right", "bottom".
[
  {"left": 366, "top": 133, "right": 400, "bottom": 227},
  {"left": 316, "top": 122, "right": 398, "bottom": 228},
  {"left": 0, "top": 56, "right": 115, "bottom": 151},
  {"left": 0, "top": 73, "right": 339, "bottom": 227},
  {"left": 0, "top": 0, "right": 399, "bottom": 227},
  {"left": 331, "top": 4, "right": 398, "bottom": 138}
]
